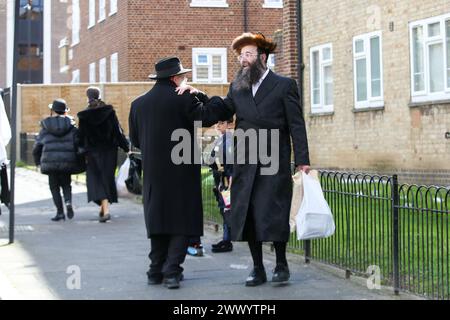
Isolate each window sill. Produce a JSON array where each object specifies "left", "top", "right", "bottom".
[
  {"left": 190, "top": 3, "right": 229, "bottom": 8},
  {"left": 98, "top": 18, "right": 106, "bottom": 23},
  {"left": 309, "top": 111, "right": 334, "bottom": 117},
  {"left": 352, "top": 106, "right": 385, "bottom": 113},
  {"left": 262, "top": 4, "right": 283, "bottom": 9},
  {"left": 409, "top": 99, "right": 450, "bottom": 108},
  {"left": 109, "top": 11, "right": 117, "bottom": 17},
  {"left": 60, "top": 66, "right": 70, "bottom": 73},
  {"left": 87, "top": 24, "right": 95, "bottom": 30},
  {"left": 70, "top": 41, "right": 79, "bottom": 48}
]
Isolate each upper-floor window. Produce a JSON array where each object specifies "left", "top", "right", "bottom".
[
  {"left": 310, "top": 43, "right": 333, "bottom": 113},
  {"left": 99, "top": 57, "right": 107, "bottom": 82},
  {"left": 410, "top": 13, "right": 450, "bottom": 103},
  {"left": 98, "top": 0, "right": 106, "bottom": 22},
  {"left": 59, "top": 38, "right": 69, "bottom": 73},
  {"left": 192, "top": 48, "right": 227, "bottom": 84},
  {"left": 353, "top": 31, "right": 384, "bottom": 109},
  {"left": 110, "top": 53, "right": 118, "bottom": 83},
  {"left": 190, "top": 0, "right": 229, "bottom": 8},
  {"left": 71, "top": 0, "right": 80, "bottom": 46},
  {"left": 263, "top": 0, "right": 283, "bottom": 9},
  {"left": 71, "top": 69, "right": 80, "bottom": 83},
  {"left": 88, "top": 0, "right": 96, "bottom": 28},
  {"left": 110, "top": 0, "right": 118, "bottom": 16},
  {"left": 89, "top": 62, "right": 96, "bottom": 83}
]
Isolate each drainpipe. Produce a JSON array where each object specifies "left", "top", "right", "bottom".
[
  {"left": 296, "top": 0, "right": 304, "bottom": 111},
  {"left": 244, "top": 0, "right": 248, "bottom": 32}
]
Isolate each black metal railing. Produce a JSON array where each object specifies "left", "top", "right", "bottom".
[{"left": 201, "top": 168, "right": 450, "bottom": 299}]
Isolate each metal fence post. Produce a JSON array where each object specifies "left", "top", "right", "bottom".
[
  {"left": 392, "top": 174, "right": 400, "bottom": 295},
  {"left": 304, "top": 240, "right": 311, "bottom": 264}
]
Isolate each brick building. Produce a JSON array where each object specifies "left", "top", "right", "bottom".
[
  {"left": 282, "top": 0, "right": 450, "bottom": 184},
  {"left": 66, "top": 0, "right": 283, "bottom": 84}
]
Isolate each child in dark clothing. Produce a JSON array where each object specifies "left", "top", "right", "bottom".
[{"left": 33, "top": 99, "right": 84, "bottom": 221}]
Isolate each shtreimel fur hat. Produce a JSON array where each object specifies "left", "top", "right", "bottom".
[{"left": 231, "top": 32, "right": 277, "bottom": 55}]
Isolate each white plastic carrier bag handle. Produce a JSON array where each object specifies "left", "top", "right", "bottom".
[{"left": 296, "top": 171, "right": 335, "bottom": 240}]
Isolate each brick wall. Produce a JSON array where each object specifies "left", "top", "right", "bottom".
[
  {"left": 281, "top": 0, "right": 450, "bottom": 183},
  {"left": 69, "top": 0, "right": 282, "bottom": 83},
  {"left": 50, "top": 0, "right": 70, "bottom": 83}
]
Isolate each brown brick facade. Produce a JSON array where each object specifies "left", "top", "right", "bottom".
[{"left": 69, "top": 0, "right": 282, "bottom": 83}]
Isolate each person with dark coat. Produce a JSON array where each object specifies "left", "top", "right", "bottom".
[
  {"left": 77, "top": 87, "right": 130, "bottom": 223},
  {"left": 179, "top": 32, "right": 311, "bottom": 287},
  {"left": 128, "top": 57, "right": 226, "bottom": 289},
  {"left": 33, "top": 99, "right": 83, "bottom": 221}
]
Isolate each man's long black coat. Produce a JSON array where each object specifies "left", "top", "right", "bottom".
[{"left": 222, "top": 70, "right": 310, "bottom": 242}]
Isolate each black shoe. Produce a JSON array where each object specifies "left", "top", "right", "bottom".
[
  {"left": 271, "top": 264, "right": 290, "bottom": 285},
  {"left": 245, "top": 267, "right": 267, "bottom": 287},
  {"left": 51, "top": 213, "right": 65, "bottom": 222},
  {"left": 99, "top": 213, "right": 111, "bottom": 223},
  {"left": 212, "top": 241, "right": 233, "bottom": 253},
  {"left": 211, "top": 240, "right": 225, "bottom": 249},
  {"left": 163, "top": 273, "right": 184, "bottom": 289},
  {"left": 66, "top": 203, "right": 74, "bottom": 220},
  {"left": 147, "top": 272, "right": 163, "bottom": 285}
]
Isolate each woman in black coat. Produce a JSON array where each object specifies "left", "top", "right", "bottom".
[{"left": 78, "top": 87, "right": 130, "bottom": 222}]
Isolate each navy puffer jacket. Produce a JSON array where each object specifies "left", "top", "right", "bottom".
[{"left": 32, "top": 116, "right": 84, "bottom": 174}]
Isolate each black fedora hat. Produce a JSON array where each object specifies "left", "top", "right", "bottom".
[
  {"left": 148, "top": 57, "right": 192, "bottom": 80},
  {"left": 48, "top": 99, "right": 69, "bottom": 113}
]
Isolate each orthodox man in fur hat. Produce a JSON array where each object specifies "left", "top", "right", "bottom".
[{"left": 178, "top": 32, "right": 311, "bottom": 287}]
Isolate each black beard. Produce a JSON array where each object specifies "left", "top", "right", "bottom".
[{"left": 233, "top": 57, "right": 267, "bottom": 91}]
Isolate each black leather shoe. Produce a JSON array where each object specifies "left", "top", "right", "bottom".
[
  {"left": 51, "top": 213, "right": 65, "bottom": 221},
  {"left": 212, "top": 241, "right": 233, "bottom": 253},
  {"left": 99, "top": 213, "right": 111, "bottom": 223},
  {"left": 245, "top": 267, "right": 267, "bottom": 287},
  {"left": 147, "top": 272, "right": 163, "bottom": 285},
  {"left": 66, "top": 203, "right": 74, "bottom": 220},
  {"left": 211, "top": 240, "right": 225, "bottom": 249},
  {"left": 271, "top": 264, "right": 290, "bottom": 285},
  {"left": 163, "top": 273, "right": 184, "bottom": 289}
]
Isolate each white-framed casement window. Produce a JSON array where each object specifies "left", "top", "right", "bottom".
[
  {"left": 190, "top": 0, "right": 229, "bottom": 8},
  {"left": 89, "top": 62, "right": 96, "bottom": 83},
  {"left": 310, "top": 43, "right": 333, "bottom": 113},
  {"left": 98, "top": 0, "right": 106, "bottom": 22},
  {"left": 59, "top": 38, "right": 69, "bottom": 73},
  {"left": 71, "top": 69, "right": 80, "bottom": 83},
  {"left": 71, "top": 0, "right": 80, "bottom": 46},
  {"left": 99, "top": 57, "right": 107, "bottom": 82},
  {"left": 192, "top": 48, "right": 227, "bottom": 84},
  {"left": 353, "top": 31, "right": 384, "bottom": 109},
  {"left": 110, "top": 53, "right": 118, "bottom": 83},
  {"left": 263, "top": 0, "right": 283, "bottom": 9},
  {"left": 267, "top": 54, "right": 276, "bottom": 70},
  {"left": 110, "top": 0, "right": 118, "bottom": 16},
  {"left": 410, "top": 13, "right": 450, "bottom": 103},
  {"left": 88, "top": 0, "right": 96, "bottom": 28}
]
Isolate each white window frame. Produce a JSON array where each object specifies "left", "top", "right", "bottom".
[
  {"left": 267, "top": 54, "right": 276, "bottom": 70},
  {"left": 310, "top": 43, "right": 333, "bottom": 113},
  {"left": 192, "top": 48, "right": 227, "bottom": 84},
  {"left": 110, "top": 53, "right": 118, "bottom": 83},
  {"left": 71, "top": 0, "right": 80, "bottom": 46},
  {"left": 353, "top": 31, "right": 384, "bottom": 109},
  {"left": 190, "top": 0, "right": 229, "bottom": 8},
  {"left": 59, "top": 38, "right": 69, "bottom": 73},
  {"left": 89, "top": 62, "right": 96, "bottom": 83},
  {"left": 110, "top": 0, "right": 118, "bottom": 16},
  {"left": 71, "top": 69, "right": 80, "bottom": 84},
  {"left": 88, "top": 0, "right": 96, "bottom": 29},
  {"left": 263, "top": 0, "right": 283, "bottom": 9},
  {"left": 99, "top": 57, "right": 107, "bottom": 83},
  {"left": 98, "top": 0, "right": 106, "bottom": 22},
  {"left": 409, "top": 13, "right": 450, "bottom": 103}
]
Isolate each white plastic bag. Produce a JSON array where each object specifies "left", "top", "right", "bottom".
[
  {"left": 296, "top": 172, "right": 335, "bottom": 240},
  {"left": 116, "top": 158, "right": 131, "bottom": 198}
]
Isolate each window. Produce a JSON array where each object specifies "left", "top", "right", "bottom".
[
  {"left": 263, "top": 0, "right": 283, "bottom": 9},
  {"left": 89, "top": 62, "right": 96, "bottom": 83},
  {"left": 410, "top": 13, "right": 450, "bottom": 103},
  {"left": 110, "top": 0, "right": 118, "bottom": 16},
  {"left": 59, "top": 38, "right": 69, "bottom": 73},
  {"left": 110, "top": 53, "right": 118, "bottom": 82},
  {"left": 71, "top": 69, "right": 80, "bottom": 83},
  {"left": 353, "top": 31, "right": 383, "bottom": 109},
  {"left": 88, "top": 0, "right": 95, "bottom": 28},
  {"left": 190, "top": 0, "right": 229, "bottom": 8},
  {"left": 99, "top": 57, "right": 107, "bottom": 82},
  {"left": 310, "top": 44, "right": 333, "bottom": 113},
  {"left": 267, "top": 54, "right": 276, "bottom": 71},
  {"left": 71, "top": 0, "right": 80, "bottom": 46},
  {"left": 192, "top": 48, "right": 227, "bottom": 83},
  {"left": 98, "top": 0, "right": 106, "bottom": 22}
]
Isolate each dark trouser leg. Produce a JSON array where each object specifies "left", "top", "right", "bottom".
[
  {"left": 149, "top": 235, "right": 170, "bottom": 277},
  {"left": 60, "top": 173, "right": 72, "bottom": 204},
  {"left": 49, "top": 174, "right": 63, "bottom": 214},
  {"left": 244, "top": 206, "right": 264, "bottom": 268},
  {"left": 273, "top": 241, "right": 288, "bottom": 266},
  {"left": 162, "top": 235, "right": 189, "bottom": 278},
  {"left": 188, "top": 236, "right": 201, "bottom": 246}
]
